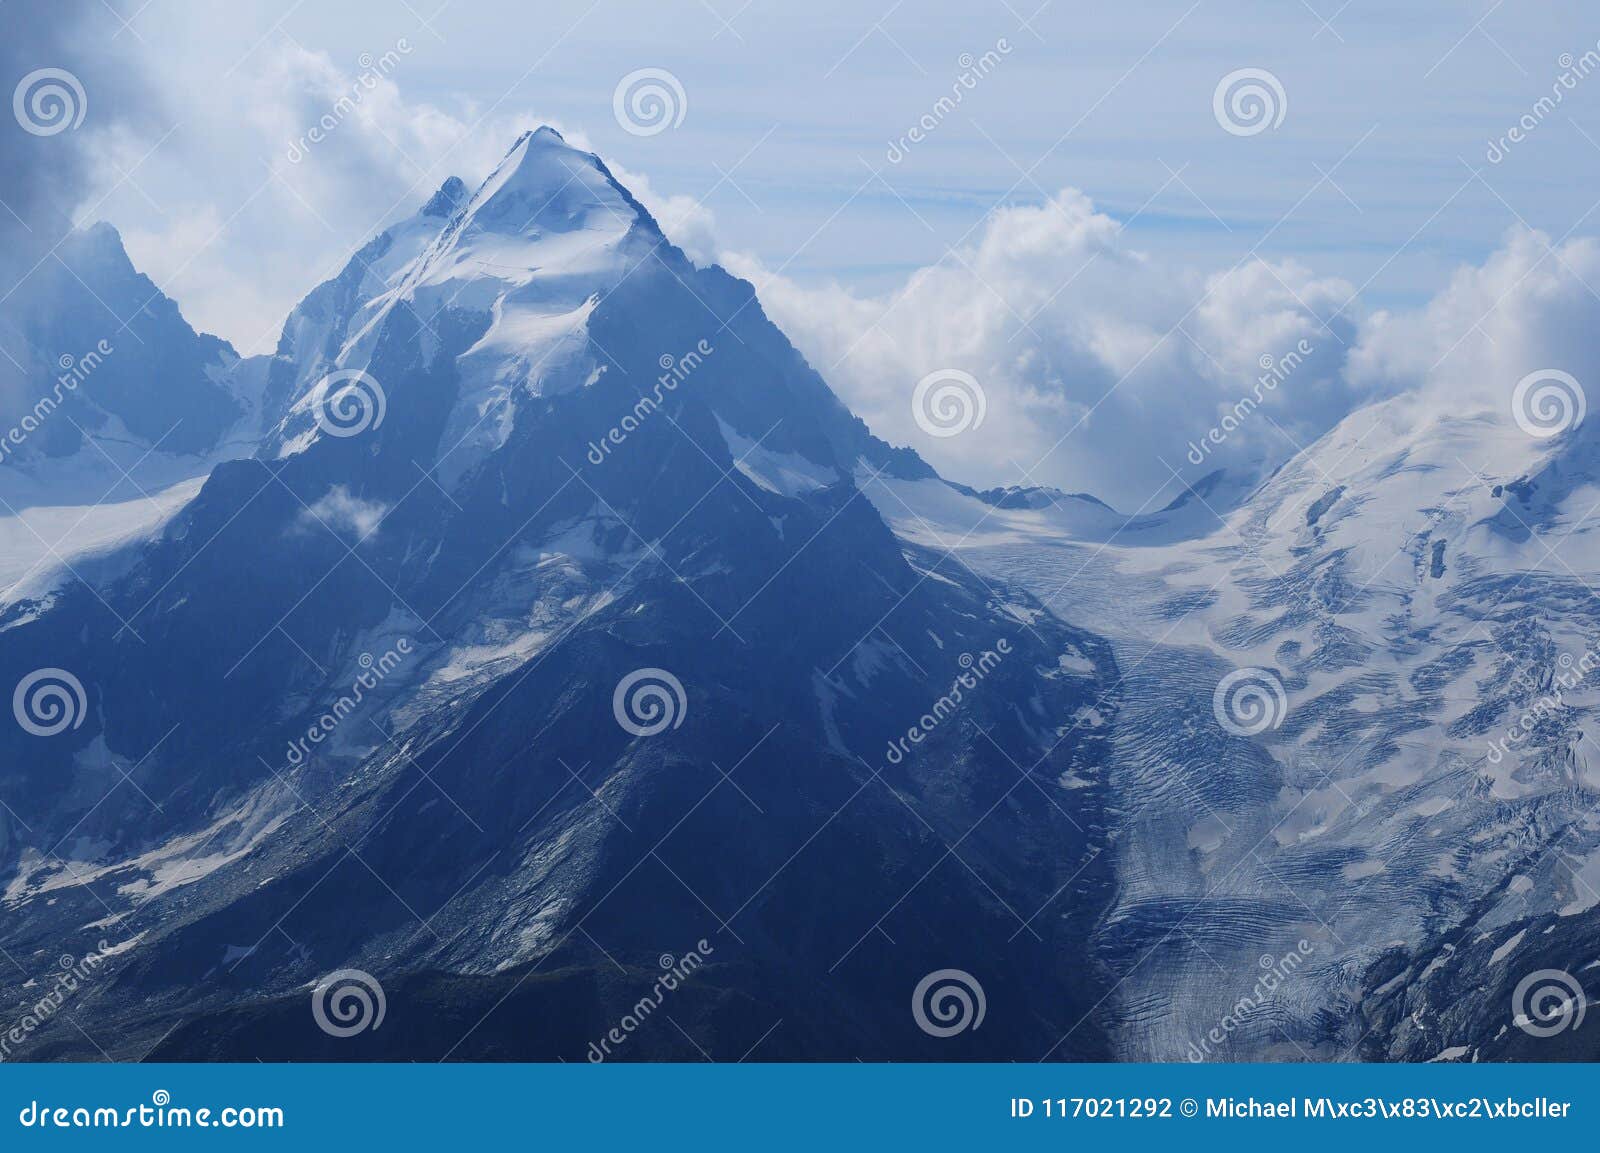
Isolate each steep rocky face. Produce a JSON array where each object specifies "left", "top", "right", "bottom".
[
  {"left": 0, "top": 130, "right": 1118, "bottom": 1061},
  {"left": 0, "top": 222, "right": 247, "bottom": 459},
  {"left": 0, "top": 221, "right": 267, "bottom": 603}
]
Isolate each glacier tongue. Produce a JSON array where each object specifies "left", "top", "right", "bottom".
[{"left": 864, "top": 391, "right": 1600, "bottom": 1059}]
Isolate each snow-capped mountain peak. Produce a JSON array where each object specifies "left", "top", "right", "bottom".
[
  {"left": 267, "top": 130, "right": 668, "bottom": 478},
  {"left": 421, "top": 175, "right": 468, "bottom": 218},
  {"left": 464, "top": 127, "right": 649, "bottom": 234},
  {"left": 0, "top": 128, "right": 1122, "bottom": 1062},
  {"left": 398, "top": 127, "right": 653, "bottom": 300}
]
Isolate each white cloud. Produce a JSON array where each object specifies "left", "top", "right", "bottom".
[
  {"left": 725, "top": 188, "right": 1364, "bottom": 509},
  {"left": 1348, "top": 225, "right": 1600, "bottom": 416},
  {"left": 82, "top": 42, "right": 1600, "bottom": 514},
  {"left": 604, "top": 161, "right": 720, "bottom": 267},
  {"left": 98, "top": 39, "right": 547, "bottom": 355},
  {"left": 299, "top": 485, "right": 388, "bottom": 539}
]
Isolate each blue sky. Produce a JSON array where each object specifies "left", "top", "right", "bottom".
[{"left": 73, "top": 0, "right": 1600, "bottom": 339}]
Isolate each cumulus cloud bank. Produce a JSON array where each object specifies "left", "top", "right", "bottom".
[
  {"left": 723, "top": 189, "right": 1371, "bottom": 510},
  {"left": 724, "top": 193, "right": 1600, "bottom": 510},
  {"left": 1350, "top": 226, "right": 1600, "bottom": 412}
]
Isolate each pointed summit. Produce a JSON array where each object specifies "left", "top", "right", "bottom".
[
  {"left": 387, "top": 127, "right": 663, "bottom": 315},
  {"left": 461, "top": 125, "right": 650, "bottom": 239},
  {"left": 422, "top": 175, "right": 467, "bottom": 218},
  {"left": 1, "top": 120, "right": 1121, "bottom": 1068}
]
